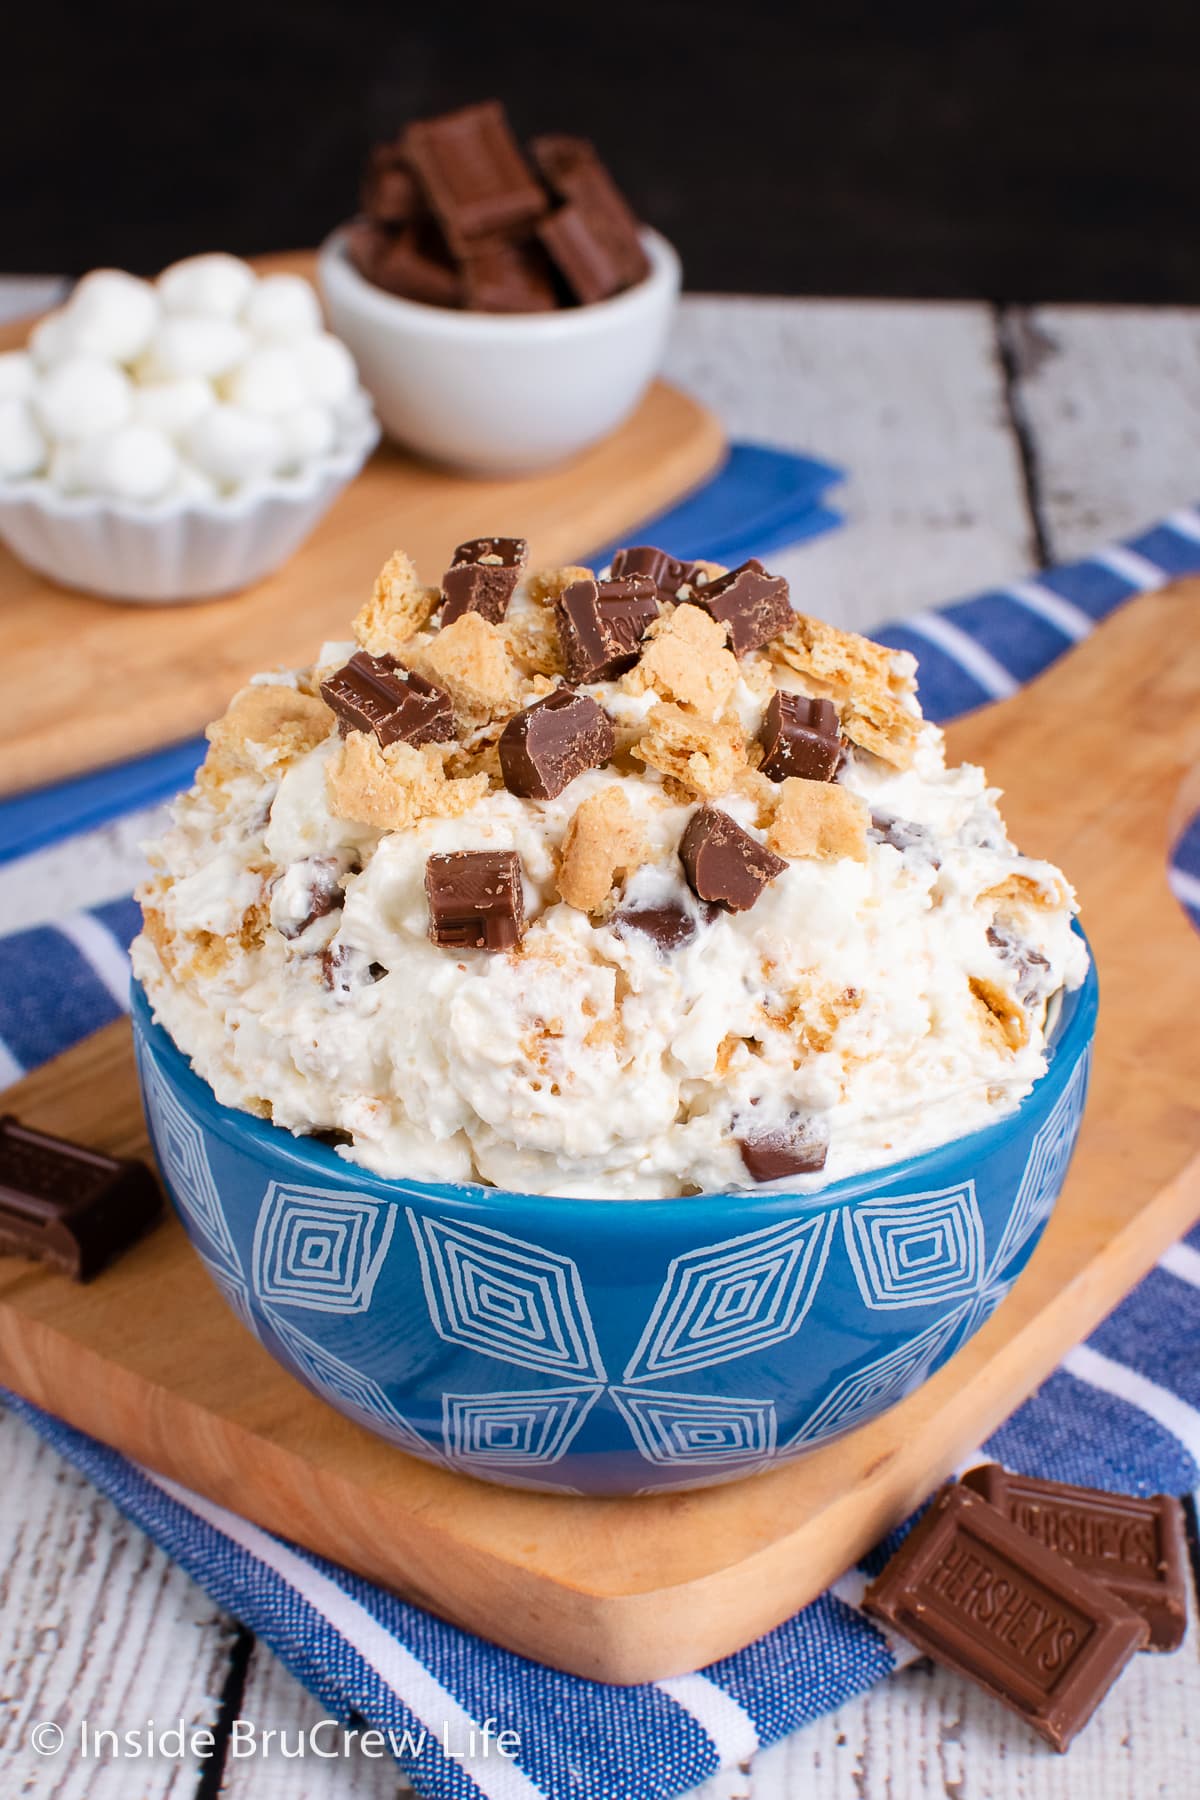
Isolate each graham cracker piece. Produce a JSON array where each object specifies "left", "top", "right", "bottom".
[
  {"left": 503, "top": 607, "right": 566, "bottom": 678},
  {"left": 138, "top": 876, "right": 270, "bottom": 981},
  {"left": 525, "top": 565, "right": 593, "bottom": 607},
  {"left": 770, "top": 614, "right": 921, "bottom": 769},
  {"left": 404, "top": 613, "right": 520, "bottom": 727},
  {"left": 767, "top": 779, "right": 869, "bottom": 863},
  {"left": 982, "top": 871, "right": 1068, "bottom": 913},
  {"left": 632, "top": 703, "right": 746, "bottom": 800},
  {"left": 623, "top": 604, "right": 738, "bottom": 720},
  {"left": 199, "top": 684, "right": 334, "bottom": 797},
  {"left": 969, "top": 975, "right": 1029, "bottom": 1052},
  {"left": 761, "top": 975, "right": 864, "bottom": 1057},
  {"left": 557, "top": 786, "right": 648, "bottom": 913},
  {"left": 353, "top": 550, "right": 441, "bottom": 654},
  {"left": 326, "top": 733, "right": 487, "bottom": 832}
]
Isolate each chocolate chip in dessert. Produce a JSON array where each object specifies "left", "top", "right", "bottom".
[
  {"left": 738, "top": 1115, "right": 829, "bottom": 1182},
  {"left": 426, "top": 849, "right": 524, "bottom": 952},
  {"left": 679, "top": 805, "right": 787, "bottom": 912},
  {"left": 555, "top": 575, "right": 659, "bottom": 682},
  {"left": 320, "top": 652, "right": 455, "bottom": 748},
  {"left": 276, "top": 857, "right": 345, "bottom": 941},
  {"left": 0, "top": 1115, "right": 162, "bottom": 1282},
  {"left": 322, "top": 943, "right": 387, "bottom": 995},
  {"left": 499, "top": 688, "right": 615, "bottom": 800},
  {"left": 441, "top": 536, "right": 528, "bottom": 625},
  {"left": 686, "top": 559, "right": 793, "bottom": 656},
  {"left": 758, "top": 691, "right": 842, "bottom": 783},
  {"left": 609, "top": 544, "right": 701, "bottom": 601},
  {"left": 869, "top": 811, "right": 941, "bottom": 866},
  {"left": 988, "top": 923, "right": 1051, "bottom": 1004},
  {"left": 403, "top": 101, "right": 547, "bottom": 253},
  {"left": 612, "top": 898, "right": 718, "bottom": 955}
]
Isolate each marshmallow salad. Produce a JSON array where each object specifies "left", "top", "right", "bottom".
[{"left": 133, "top": 540, "right": 1088, "bottom": 1199}]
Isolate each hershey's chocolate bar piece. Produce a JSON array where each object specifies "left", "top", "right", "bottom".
[
  {"left": 962, "top": 1464, "right": 1189, "bottom": 1653},
  {"left": 461, "top": 239, "right": 559, "bottom": 314},
  {"left": 679, "top": 806, "right": 787, "bottom": 913},
  {"left": 426, "top": 849, "right": 524, "bottom": 952},
  {"left": 0, "top": 1116, "right": 161, "bottom": 1282},
  {"left": 322, "top": 943, "right": 387, "bottom": 995},
  {"left": 870, "top": 810, "right": 939, "bottom": 860},
  {"left": 986, "top": 926, "right": 1051, "bottom": 1006},
  {"left": 688, "top": 560, "right": 793, "bottom": 656},
  {"left": 759, "top": 692, "right": 841, "bottom": 783},
  {"left": 609, "top": 544, "right": 699, "bottom": 600},
  {"left": 441, "top": 536, "right": 528, "bottom": 626},
  {"left": 738, "top": 1116, "right": 828, "bottom": 1181},
  {"left": 361, "top": 143, "right": 423, "bottom": 226},
  {"left": 320, "top": 652, "right": 455, "bottom": 748},
  {"left": 403, "top": 101, "right": 546, "bottom": 252},
  {"left": 530, "top": 135, "right": 649, "bottom": 299},
  {"left": 499, "top": 688, "right": 615, "bottom": 800},
  {"left": 276, "top": 856, "right": 345, "bottom": 940},
  {"left": 865, "top": 1482, "right": 1149, "bottom": 1752},
  {"left": 555, "top": 575, "right": 659, "bottom": 682},
  {"left": 612, "top": 898, "right": 716, "bottom": 955},
  {"left": 351, "top": 219, "right": 464, "bottom": 308}
]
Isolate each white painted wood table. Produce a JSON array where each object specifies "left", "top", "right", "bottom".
[{"left": 0, "top": 279, "right": 1197, "bottom": 1799}]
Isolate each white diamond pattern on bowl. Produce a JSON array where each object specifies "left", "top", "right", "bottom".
[
  {"left": 252, "top": 1182, "right": 396, "bottom": 1315},
  {"left": 987, "top": 1047, "right": 1091, "bottom": 1280},
  {"left": 441, "top": 1386, "right": 603, "bottom": 1468},
  {"left": 843, "top": 1182, "right": 985, "bottom": 1311},
  {"left": 141, "top": 1050, "right": 239, "bottom": 1275},
  {"left": 408, "top": 1211, "right": 607, "bottom": 1381},
  {"left": 622, "top": 1212, "right": 837, "bottom": 1383},
  {"left": 264, "top": 1309, "right": 428, "bottom": 1457},
  {"left": 610, "top": 1388, "right": 778, "bottom": 1468},
  {"left": 788, "top": 1307, "right": 966, "bottom": 1448}
]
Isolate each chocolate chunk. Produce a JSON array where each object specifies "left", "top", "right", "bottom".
[
  {"left": 612, "top": 898, "right": 716, "bottom": 955},
  {"left": 349, "top": 219, "right": 464, "bottom": 309},
  {"left": 679, "top": 806, "right": 787, "bottom": 913},
  {"left": 361, "top": 143, "right": 423, "bottom": 226},
  {"left": 321, "top": 943, "right": 387, "bottom": 995},
  {"left": 499, "top": 689, "right": 614, "bottom": 800},
  {"left": 275, "top": 856, "right": 345, "bottom": 941},
  {"left": 555, "top": 575, "right": 659, "bottom": 682},
  {"left": 962, "top": 1465, "right": 1189, "bottom": 1653},
  {"left": 987, "top": 925, "right": 1051, "bottom": 1005},
  {"left": 738, "top": 1115, "right": 829, "bottom": 1181},
  {"left": 869, "top": 810, "right": 942, "bottom": 867},
  {"left": 426, "top": 849, "right": 524, "bottom": 952},
  {"left": 320, "top": 652, "right": 455, "bottom": 748},
  {"left": 865, "top": 1481, "right": 1149, "bottom": 1752},
  {"left": 609, "top": 544, "right": 699, "bottom": 600},
  {"left": 461, "top": 239, "right": 559, "bottom": 313},
  {"left": 403, "top": 101, "right": 546, "bottom": 253},
  {"left": 441, "top": 536, "right": 528, "bottom": 626},
  {"left": 758, "top": 692, "right": 841, "bottom": 783},
  {"left": 0, "top": 1116, "right": 161, "bottom": 1283},
  {"left": 687, "top": 560, "right": 793, "bottom": 656},
  {"left": 530, "top": 135, "right": 649, "bottom": 299}
]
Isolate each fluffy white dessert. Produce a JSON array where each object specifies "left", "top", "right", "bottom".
[
  {"left": 3, "top": 255, "right": 372, "bottom": 502},
  {"left": 133, "top": 548, "right": 1088, "bottom": 1200}
]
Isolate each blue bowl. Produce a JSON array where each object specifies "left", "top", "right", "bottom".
[{"left": 131, "top": 938, "right": 1097, "bottom": 1497}]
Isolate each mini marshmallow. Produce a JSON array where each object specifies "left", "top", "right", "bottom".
[
  {"left": 0, "top": 398, "right": 48, "bottom": 479},
  {"left": 34, "top": 357, "right": 133, "bottom": 440},
  {"left": 158, "top": 253, "right": 256, "bottom": 319},
  {"left": 0, "top": 351, "right": 36, "bottom": 402},
  {"left": 28, "top": 309, "right": 81, "bottom": 369},
  {"left": 71, "top": 424, "right": 179, "bottom": 503},
  {"left": 140, "top": 316, "right": 250, "bottom": 382},
  {"left": 293, "top": 332, "right": 358, "bottom": 407},
  {"left": 167, "top": 461, "right": 220, "bottom": 504},
  {"left": 276, "top": 402, "right": 336, "bottom": 468},
  {"left": 47, "top": 442, "right": 88, "bottom": 492},
  {"left": 184, "top": 404, "right": 283, "bottom": 488},
  {"left": 242, "top": 273, "right": 323, "bottom": 342},
  {"left": 67, "top": 269, "right": 160, "bottom": 364},
  {"left": 133, "top": 375, "right": 215, "bottom": 438},
  {"left": 222, "top": 345, "right": 306, "bottom": 417}
]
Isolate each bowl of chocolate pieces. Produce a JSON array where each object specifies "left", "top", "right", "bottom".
[{"left": 318, "top": 100, "right": 680, "bottom": 475}]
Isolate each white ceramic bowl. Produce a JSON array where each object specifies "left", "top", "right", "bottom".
[
  {"left": 0, "top": 413, "right": 379, "bottom": 605},
  {"left": 317, "top": 226, "right": 681, "bottom": 476}
]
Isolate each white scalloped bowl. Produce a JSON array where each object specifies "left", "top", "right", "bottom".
[{"left": 0, "top": 412, "right": 379, "bottom": 604}]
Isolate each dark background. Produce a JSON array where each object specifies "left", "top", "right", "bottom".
[{"left": 5, "top": 0, "right": 1197, "bottom": 300}]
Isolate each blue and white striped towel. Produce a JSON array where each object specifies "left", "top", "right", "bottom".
[{"left": 4, "top": 494, "right": 1200, "bottom": 1800}]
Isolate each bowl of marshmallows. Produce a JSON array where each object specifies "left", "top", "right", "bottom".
[{"left": 0, "top": 254, "right": 378, "bottom": 603}]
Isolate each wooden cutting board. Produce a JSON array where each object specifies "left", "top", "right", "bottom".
[
  {"left": 0, "top": 253, "right": 724, "bottom": 797},
  {"left": 0, "top": 586, "right": 1197, "bottom": 1684}
]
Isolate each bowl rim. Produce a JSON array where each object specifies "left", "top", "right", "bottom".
[
  {"left": 317, "top": 224, "right": 681, "bottom": 343},
  {"left": 131, "top": 927, "right": 1098, "bottom": 1229}
]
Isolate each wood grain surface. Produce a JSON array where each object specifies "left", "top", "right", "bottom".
[
  {"left": 0, "top": 256, "right": 724, "bottom": 797},
  {"left": 0, "top": 585, "right": 1195, "bottom": 1688}
]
